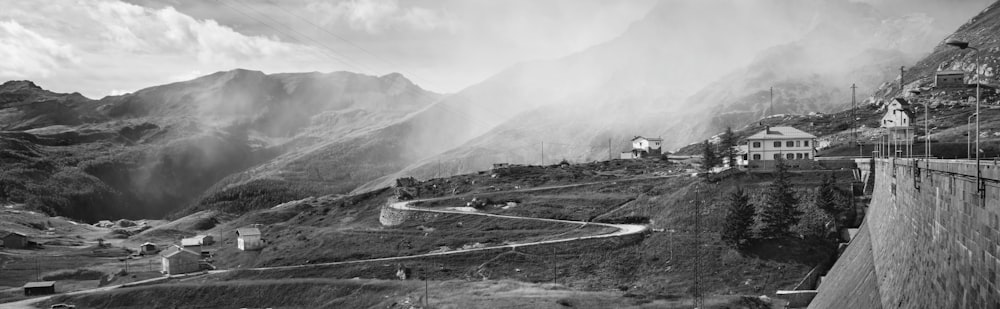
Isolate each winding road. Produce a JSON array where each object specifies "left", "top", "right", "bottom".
[{"left": 2, "top": 174, "right": 680, "bottom": 308}]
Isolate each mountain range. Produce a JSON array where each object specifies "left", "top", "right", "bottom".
[{"left": 1, "top": 0, "right": 997, "bottom": 221}]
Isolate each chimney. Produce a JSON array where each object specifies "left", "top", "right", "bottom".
[{"left": 765, "top": 125, "right": 771, "bottom": 134}]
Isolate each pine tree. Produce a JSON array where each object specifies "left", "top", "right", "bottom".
[
  {"left": 702, "top": 140, "right": 718, "bottom": 170},
  {"left": 816, "top": 173, "right": 838, "bottom": 215},
  {"left": 719, "top": 127, "right": 737, "bottom": 167},
  {"left": 722, "top": 187, "right": 755, "bottom": 249},
  {"left": 760, "top": 159, "right": 801, "bottom": 237}
]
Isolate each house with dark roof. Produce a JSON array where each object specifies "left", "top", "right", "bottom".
[
  {"left": 1, "top": 231, "right": 28, "bottom": 249},
  {"left": 746, "top": 126, "right": 817, "bottom": 171}
]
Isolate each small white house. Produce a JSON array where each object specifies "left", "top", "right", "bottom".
[
  {"left": 622, "top": 136, "right": 663, "bottom": 159},
  {"left": 880, "top": 98, "right": 915, "bottom": 156},
  {"left": 236, "top": 228, "right": 263, "bottom": 251}
]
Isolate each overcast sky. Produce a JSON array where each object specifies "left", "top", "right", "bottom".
[{"left": 0, "top": 0, "right": 656, "bottom": 98}]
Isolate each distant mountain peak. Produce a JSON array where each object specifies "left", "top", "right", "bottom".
[{"left": 0, "top": 80, "right": 42, "bottom": 92}]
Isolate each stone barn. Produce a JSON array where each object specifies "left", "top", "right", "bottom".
[
  {"left": 236, "top": 227, "right": 263, "bottom": 251},
  {"left": 161, "top": 246, "right": 201, "bottom": 275}
]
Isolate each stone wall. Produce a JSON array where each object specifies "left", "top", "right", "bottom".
[
  {"left": 379, "top": 198, "right": 441, "bottom": 227},
  {"left": 866, "top": 158, "right": 1000, "bottom": 308},
  {"left": 817, "top": 158, "right": 1000, "bottom": 308}
]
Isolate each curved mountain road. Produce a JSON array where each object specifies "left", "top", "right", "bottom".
[{"left": 3, "top": 174, "right": 682, "bottom": 308}]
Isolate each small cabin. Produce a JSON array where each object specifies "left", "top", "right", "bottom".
[
  {"left": 139, "top": 242, "right": 159, "bottom": 255},
  {"left": 161, "top": 246, "right": 201, "bottom": 275},
  {"left": 1, "top": 231, "right": 28, "bottom": 249},
  {"left": 236, "top": 228, "right": 263, "bottom": 251},
  {"left": 23, "top": 281, "right": 55, "bottom": 296},
  {"left": 935, "top": 70, "right": 965, "bottom": 88}
]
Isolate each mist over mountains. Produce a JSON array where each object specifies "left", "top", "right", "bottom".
[{"left": 1, "top": 0, "right": 995, "bottom": 221}]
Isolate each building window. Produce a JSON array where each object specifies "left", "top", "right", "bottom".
[
  {"left": 795, "top": 141, "right": 801, "bottom": 147},
  {"left": 804, "top": 141, "right": 809, "bottom": 147},
  {"left": 753, "top": 154, "right": 761, "bottom": 160},
  {"left": 903, "top": 118, "right": 907, "bottom": 124},
  {"left": 805, "top": 153, "right": 810, "bottom": 159},
  {"left": 774, "top": 141, "right": 781, "bottom": 148},
  {"left": 786, "top": 141, "right": 794, "bottom": 147},
  {"left": 796, "top": 153, "right": 803, "bottom": 159},
  {"left": 753, "top": 142, "right": 761, "bottom": 148},
  {"left": 786, "top": 153, "right": 794, "bottom": 160},
  {"left": 773, "top": 154, "right": 780, "bottom": 160}
]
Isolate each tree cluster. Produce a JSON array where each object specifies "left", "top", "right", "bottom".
[{"left": 722, "top": 160, "right": 853, "bottom": 250}]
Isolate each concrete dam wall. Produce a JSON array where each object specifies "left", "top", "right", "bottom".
[{"left": 812, "top": 159, "right": 1000, "bottom": 308}]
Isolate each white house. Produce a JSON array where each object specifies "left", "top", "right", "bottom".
[
  {"left": 880, "top": 98, "right": 915, "bottom": 157},
  {"left": 236, "top": 227, "right": 263, "bottom": 251},
  {"left": 621, "top": 136, "right": 663, "bottom": 159},
  {"left": 161, "top": 245, "right": 200, "bottom": 275},
  {"left": 746, "top": 126, "right": 816, "bottom": 170}
]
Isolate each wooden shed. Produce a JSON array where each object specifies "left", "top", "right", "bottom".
[
  {"left": 1, "top": 231, "right": 28, "bottom": 249},
  {"left": 23, "top": 281, "right": 55, "bottom": 296}
]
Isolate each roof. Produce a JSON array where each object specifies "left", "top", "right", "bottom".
[
  {"left": 163, "top": 247, "right": 199, "bottom": 258},
  {"left": 1, "top": 231, "right": 27, "bottom": 238},
  {"left": 141, "top": 242, "right": 156, "bottom": 246},
  {"left": 631, "top": 136, "right": 663, "bottom": 142},
  {"left": 747, "top": 126, "right": 816, "bottom": 140},
  {"left": 236, "top": 228, "right": 261, "bottom": 236},
  {"left": 889, "top": 97, "right": 909, "bottom": 107},
  {"left": 23, "top": 281, "right": 55, "bottom": 288},
  {"left": 180, "top": 238, "right": 200, "bottom": 246},
  {"left": 935, "top": 69, "right": 966, "bottom": 75}
]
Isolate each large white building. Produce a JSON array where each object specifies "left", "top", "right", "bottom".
[{"left": 746, "top": 126, "right": 816, "bottom": 170}]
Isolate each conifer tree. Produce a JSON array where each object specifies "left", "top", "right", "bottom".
[
  {"left": 702, "top": 140, "right": 718, "bottom": 170},
  {"left": 760, "top": 159, "right": 801, "bottom": 237},
  {"left": 719, "top": 127, "right": 737, "bottom": 167},
  {"left": 722, "top": 187, "right": 755, "bottom": 249}
]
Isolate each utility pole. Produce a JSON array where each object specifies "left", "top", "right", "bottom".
[
  {"left": 552, "top": 246, "right": 557, "bottom": 285},
  {"left": 899, "top": 66, "right": 905, "bottom": 92},
  {"left": 693, "top": 187, "right": 704, "bottom": 309},
  {"left": 769, "top": 86, "right": 774, "bottom": 116},
  {"left": 852, "top": 84, "right": 859, "bottom": 157},
  {"left": 608, "top": 138, "right": 613, "bottom": 161},
  {"left": 541, "top": 141, "right": 545, "bottom": 166}
]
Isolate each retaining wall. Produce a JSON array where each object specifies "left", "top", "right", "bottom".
[{"left": 814, "top": 158, "right": 1000, "bottom": 308}]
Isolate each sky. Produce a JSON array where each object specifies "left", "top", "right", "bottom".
[{"left": 0, "top": 0, "right": 656, "bottom": 98}]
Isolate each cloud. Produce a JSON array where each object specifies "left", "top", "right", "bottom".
[
  {"left": 308, "top": 0, "right": 455, "bottom": 34},
  {"left": 0, "top": 0, "right": 333, "bottom": 97},
  {"left": 82, "top": 1, "right": 299, "bottom": 64},
  {"left": 0, "top": 20, "right": 78, "bottom": 78}
]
